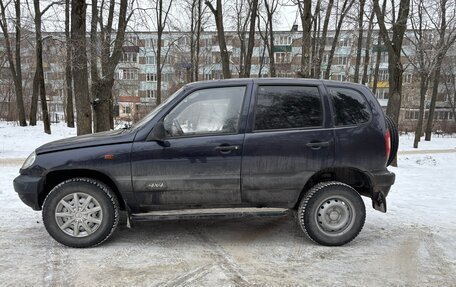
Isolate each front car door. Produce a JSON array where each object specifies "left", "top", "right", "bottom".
[
  {"left": 131, "top": 84, "right": 251, "bottom": 210},
  {"left": 241, "top": 82, "right": 335, "bottom": 208}
]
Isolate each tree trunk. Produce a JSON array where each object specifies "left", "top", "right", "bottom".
[
  {"left": 413, "top": 75, "right": 429, "bottom": 148},
  {"left": 71, "top": 0, "right": 92, "bottom": 135},
  {"left": 93, "top": 0, "right": 128, "bottom": 132},
  {"left": 373, "top": 0, "right": 410, "bottom": 126},
  {"left": 33, "top": 0, "right": 51, "bottom": 134},
  {"left": 195, "top": 0, "right": 202, "bottom": 81},
  {"left": 30, "top": 71, "right": 39, "bottom": 125},
  {"left": 0, "top": 0, "right": 27, "bottom": 126},
  {"left": 324, "top": 0, "right": 354, "bottom": 79},
  {"left": 243, "top": 0, "right": 259, "bottom": 78},
  {"left": 206, "top": 0, "right": 231, "bottom": 79},
  {"left": 299, "top": 0, "right": 312, "bottom": 78},
  {"left": 425, "top": 58, "right": 442, "bottom": 140},
  {"left": 315, "top": 0, "right": 334, "bottom": 79},
  {"left": 353, "top": 0, "right": 366, "bottom": 83},
  {"left": 362, "top": 10, "right": 375, "bottom": 85},
  {"left": 189, "top": 0, "right": 196, "bottom": 82},
  {"left": 65, "top": 0, "right": 74, "bottom": 127},
  {"left": 372, "top": 36, "right": 382, "bottom": 95}
]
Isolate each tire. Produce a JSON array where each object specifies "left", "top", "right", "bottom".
[
  {"left": 42, "top": 178, "right": 119, "bottom": 248},
  {"left": 297, "top": 181, "right": 366, "bottom": 246},
  {"left": 385, "top": 115, "right": 399, "bottom": 166}
]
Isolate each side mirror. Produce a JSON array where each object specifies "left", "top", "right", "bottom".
[{"left": 147, "top": 120, "right": 170, "bottom": 147}]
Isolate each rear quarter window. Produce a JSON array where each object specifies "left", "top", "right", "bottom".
[
  {"left": 254, "top": 85, "right": 323, "bottom": 131},
  {"left": 328, "top": 87, "right": 371, "bottom": 126}
]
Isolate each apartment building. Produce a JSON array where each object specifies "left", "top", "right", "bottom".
[{"left": 1, "top": 28, "right": 455, "bottom": 132}]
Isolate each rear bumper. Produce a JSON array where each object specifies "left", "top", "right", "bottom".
[
  {"left": 371, "top": 170, "right": 396, "bottom": 196},
  {"left": 13, "top": 175, "right": 44, "bottom": 211},
  {"left": 370, "top": 170, "right": 395, "bottom": 213}
]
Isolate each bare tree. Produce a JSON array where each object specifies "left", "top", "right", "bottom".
[
  {"left": 91, "top": 0, "right": 132, "bottom": 132},
  {"left": 205, "top": 0, "right": 231, "bottom": 78},
  {"left": 71, "top": 0, "right": 91, "bottom": 135},
  {"left": 324, "top": 0, "right": 354, "bottom": 79},
  {"left": 425, "top": 0, "right": 456, "bottom": 141},
  {"left": 0, "top": 0, "right": 27, "bottom": 126},
  {"left": 373, "top": 0, "right": 411, "bottom": 128},
  {"left": 314, "top": 0, "right": 334, "bottom": 79},
  {"left": 65, "top": 0, "right": 74, "bottom": 127},
  {"left": 187, "top": 0, "right": 206, "bottom": 82},
  {"left": 233, "top": 0, "right": 259, "bottom": 78},
  {"left": 353, "top": 0, "right": 366, "bottom": 83},
  {"left": 404, "top": 0, "right": 434, "bottom": 148},
  {"left": 258, "top": 0, "right": 279, "bottom": 77},
  {"left": 31, "top": 0, "right": 54, "bottom": 134},
  {"left": 296, "top": 0, "right": 312, "bottom": 78},
  {"left": 153, "top": 0, "right": 173, "bottom": 105},
  {"left": 362, "top": 9, "right": 375, "bottom": 85}
]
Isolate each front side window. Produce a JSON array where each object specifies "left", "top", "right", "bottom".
[
  {"left": 329, "top": 87, "right": 371, "bottom": 126},
  {"left": 164, "top": 86, "right": 246, "bottom": 137},
  {"left": 254, "top": 86, "right": 323, "bottom": 131}
]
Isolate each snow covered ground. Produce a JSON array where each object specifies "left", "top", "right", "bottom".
[{"left": 0, "top": 122, "right": 456, "bottom": 286}]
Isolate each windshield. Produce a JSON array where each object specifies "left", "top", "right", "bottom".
[{"left": 130, "top": 87, "right": 185, "bottom": 131}]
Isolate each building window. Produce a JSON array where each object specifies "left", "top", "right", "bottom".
[
  {"left": 145, "top": 38, "right": 157, "bottom": 48},
  {"left": 119, "top": 69, "right": 138, "bottom": 80},
  {"left": 274, "top": 52, "right": 291, "bottom": 64},
  {"left": 339, "top": 38, "right": 351, "bottom": 47},
  {"left": 379, "top": 70, "right": 389, "bottom": 81},
  {"left": 337, "top": 56, "right": 348, "bottom": 65},
  {"left": 123, "top": 106, "right": 132, "bottom": 114},
  {"left": 403, "top": 74, "right": 413, "bottom": 84},
  {"left": 275, "top": 35, "right": 292, "bottom": 45},
  {"left": 125, "top": 35, "right": 138, "bottom": 46},
  {"left": 146, "top": 55, "right": 156, "bottom": 65},
  {"left": 375, "top": 89, "right": 389, "bottom": 100},
  {"left": 120, "top": 52, "right": 138, "bottom": 63},
  {"left": 146, "top": 73, "right": 157, "bottom": 82},
  {"left": 146, "top": 90, "right": 156, "bottom": 99}
]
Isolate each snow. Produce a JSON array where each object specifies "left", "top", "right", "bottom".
[
  {"left": 398, "top": 133, "right": 456, "bottom": 151},
  {"left": 0, "top": 121, "right": 456, "bottom": 285},
  {"left": 0, "top": 121, "right": 76, "bottom": 159}
]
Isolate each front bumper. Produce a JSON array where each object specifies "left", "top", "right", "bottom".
[
  {"left": 13, "top": 175, "right": 45, "bottom": 211},
  {"left": 370, "top": 170, "right": 396, "bottom": 213}
]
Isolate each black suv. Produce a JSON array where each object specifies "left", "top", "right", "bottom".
[{"left": 14, "top": 79, "right": 397, "bottom": 248}]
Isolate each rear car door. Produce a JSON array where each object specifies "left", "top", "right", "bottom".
[
  {"left": 131, "top": 85, "right": 250, "bottom": 208},
  {"left": 241, "top": 84, "right": 334, "bottom": 207}
]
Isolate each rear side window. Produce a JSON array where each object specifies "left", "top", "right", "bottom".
[
  {"left": 254, "top": 85, "right": 323, "bottom": 131},
  {"left": 328, "top": 87, "right": 371, "bottom": 126}
]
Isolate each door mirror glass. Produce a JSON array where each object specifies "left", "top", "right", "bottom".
[{"left": 163, "top": 86, "right": 246, "bottom": 138}]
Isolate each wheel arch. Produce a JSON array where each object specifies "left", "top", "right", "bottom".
[
  {"left": 41, "top": 169, "right": 126, "bottom": 210},
  {"left": 293, "top": 167, "right": 373, "bottom": 209}
]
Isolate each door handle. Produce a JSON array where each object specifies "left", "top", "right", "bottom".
[
  {"left": 306, "top": 141, "right": 332, "bottom": 150},
  {"left": 215, "top": 145, "right": 240, "bottom": 154}
]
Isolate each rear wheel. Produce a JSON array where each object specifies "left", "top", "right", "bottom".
[
  {"left": 297, "top": 181, "right": 366, "bottom": 246},
  {"left": 42, "top": 178, "right": 119, "bottom": 248},
  {"left": 385, "top": 115, "right": 399, "bottom": 166}
]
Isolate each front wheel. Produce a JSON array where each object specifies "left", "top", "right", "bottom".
[
  {"left": 297, "top": 181, "right": 366, "bottom": 246},
  {"left": 42, "top": 178, "right": 119, "bottom": 248}
]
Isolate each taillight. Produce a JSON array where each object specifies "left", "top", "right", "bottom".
[{"left": 385, "top": 129, "right": 391, "bottom": 160}]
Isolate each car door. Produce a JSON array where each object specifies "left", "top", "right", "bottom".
[
  {"left": 131, "top": 85, "right": 250, "bottom": 208},
  {"left": 241, "top": 84, "right": 335, "bottom": 207}
]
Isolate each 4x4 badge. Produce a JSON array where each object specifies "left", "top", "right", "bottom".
[{"left": 146, "top": 182, "right": 167, "bottom": 190}]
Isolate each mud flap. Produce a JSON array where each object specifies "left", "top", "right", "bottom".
[{"left": 372, "top": 191, "right": 387, "bottom": 213}]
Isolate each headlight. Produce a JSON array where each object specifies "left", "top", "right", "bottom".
[{"left": 21, "top": 151, "right": 36, "bottom": 169}]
